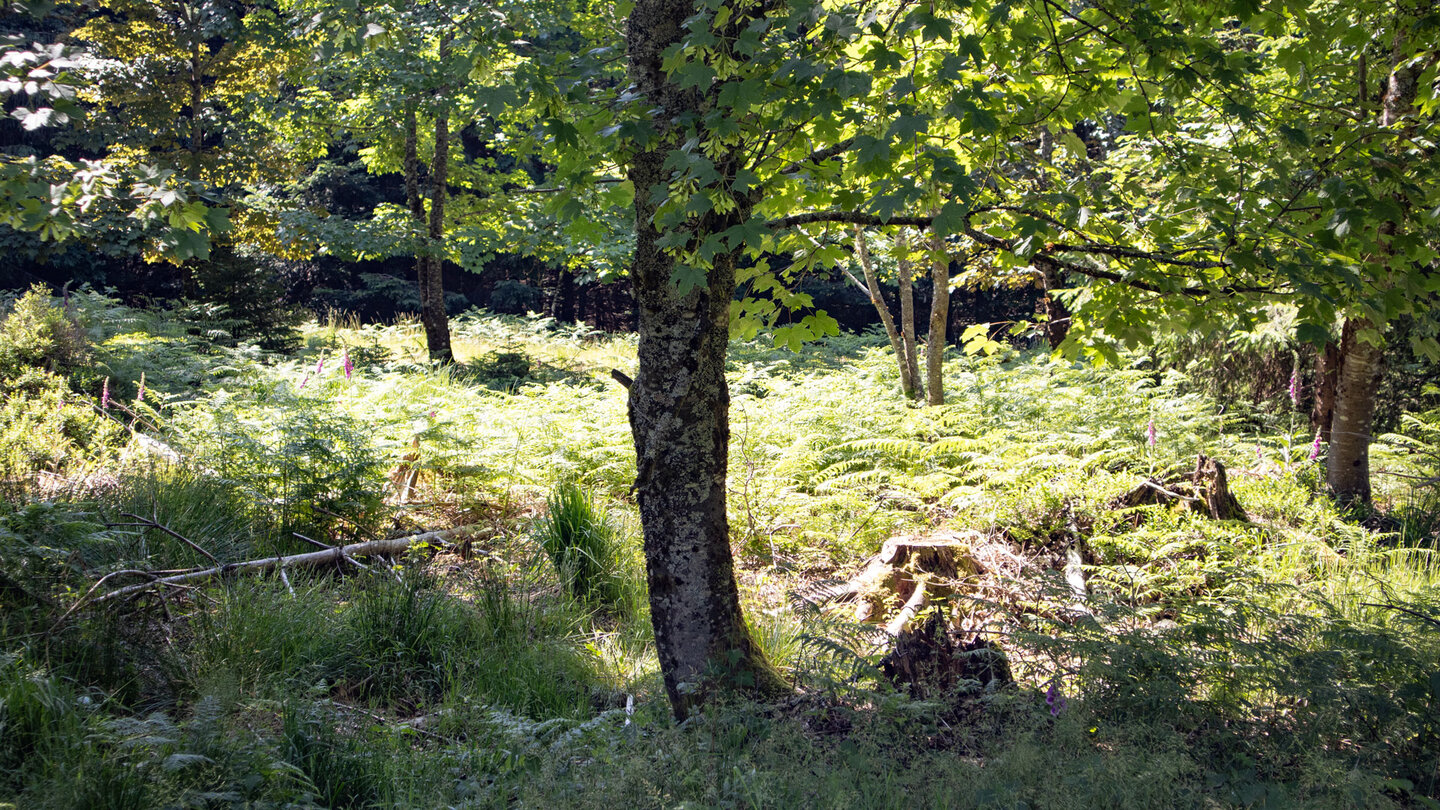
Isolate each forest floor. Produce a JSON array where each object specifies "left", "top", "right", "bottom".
[{"left": 2, "top": 292, "right": 1438, "bottom": 809}]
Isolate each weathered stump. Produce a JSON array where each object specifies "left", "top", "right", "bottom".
[
  {"left": 1117, "top": 454, "right": 1247, "bottom": 521},
  {"left": 796, "top": 532, "right": 980, "bottom": 635}
]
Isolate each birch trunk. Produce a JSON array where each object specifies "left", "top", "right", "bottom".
[
  {"left": 851, "top": 228, "right": 916, "bottom": 399},
  {"left": 926, "top": 229, "right": 950, "bottom": 406},
  {"left": 897, "top": 231, "right": 923, "bottom": 402}
]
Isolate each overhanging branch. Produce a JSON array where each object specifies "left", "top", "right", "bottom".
[{"left": 765, "top": 208, "right": 1276, "bottom": 298}]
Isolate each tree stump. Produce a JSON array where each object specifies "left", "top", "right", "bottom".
[
  {"left": 796, "top": 531, "right": 980, "bottom": 635},
  {"left": 1117, "top": 454, "right": 1247, "bottom": 521}
]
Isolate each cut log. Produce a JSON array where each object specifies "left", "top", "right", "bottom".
[{"left": 1193, "top": 455, "right": 1246, "bottom": 521}]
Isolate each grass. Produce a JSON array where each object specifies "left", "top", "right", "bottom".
[{"left": 1, "top": 295, "right": 1438, "bottom": 808}]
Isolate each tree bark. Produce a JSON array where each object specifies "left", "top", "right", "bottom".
[
  {"left": 1036, "top": 257, "right": 1070, "bottom": 349},
  {"left": 625, "top": 0, "right": 787, "bottom": 720},
  {"left": 419, "top": 39, "right": 455, "bottom": 364},
  {"left": 897, "top": 231, "right": 924, "bottom": 402},
  {"left": 851, "top": 227, "right": 916, "bottom": 399},
  {"left": 1323, "top": 45, "right": 1425, "bottom": 503},
  {"left": 1327, "top": 320, "right": 1383, "bottom": 504},
  {"left": 1311, "top": 339, "right": 1341, "bottom": 441},
  {"left": 926, "top": 229, "right": 950, "bottom": 406}
]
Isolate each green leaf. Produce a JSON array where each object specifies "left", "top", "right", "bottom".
[
  {"left": 670, "top": 264, "right": 708, "bottom": 295},
  {"left": 1296, "top": 323, "right": 1331, "bottom": 346}
]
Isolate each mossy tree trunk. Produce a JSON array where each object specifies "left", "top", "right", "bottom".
[{"left": 624, "top": 0, "right": 788, "bottom": 720}]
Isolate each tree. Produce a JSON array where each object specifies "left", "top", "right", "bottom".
[{"left": 1, "top": 25, "right": 226, "bottom": 262}]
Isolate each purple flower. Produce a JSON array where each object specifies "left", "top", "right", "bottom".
[
  {"left": 343, "top": 349, "right": 353, "bottom": 380},
  {"left": 1255, "top": 443, "right": 1264, "bottom": 464},
  {"left": 1309, "top": 433, "right": 1322, "bottom": 461},
  {"left": 1146, "top": 420, "right": 1157, "bottom": 448},
  {"left": 101, "top": 377, "right": 109, "bottom": 410},
  {"left": 315, "top": 355, "right": 325, "bottom": 376},
  {"left": 1288, "top": 370, "right": 1300, "bottom": 407},
  {"left": 299, "top": 373, "right": 310, "bottom": 390},
  {"left": 1046, "top": 680, "right": 1068, "bottom": 717},
  {"left": 428, "top": 409, "right": 437, "bottom": 419}
]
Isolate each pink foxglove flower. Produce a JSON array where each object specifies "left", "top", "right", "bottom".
[
  {"left": 315, "top": 355, "right": 325, "bottom": 376},
  {"left": 1146, "top": 420, "right": 1157, "bottom": 448},
  {"left": 1255, "top": 443, "right": 1264, "bottom": 464},
  {"left": 101, "top": 377, "right": 110, "bottom": 410},
  {"left": 1288, "top": 370, "right": 1300, "bottom": 408},
  {"left": 136, "top": 373, "right": 145, "bottom": 404},
  {"left": 1309, "top": 433, "right": 1322, "bottom": 461},
  {"left": 343, "top": 349, "right": 353, "bottom": 380},
  {"left": 299, "top": 373, "right": 310, "bottom": 389}
]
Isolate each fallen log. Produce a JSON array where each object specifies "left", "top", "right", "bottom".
[{"left": 90, "top": 525, "right": 479, "bottom": 604}]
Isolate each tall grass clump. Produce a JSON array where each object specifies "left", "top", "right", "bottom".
[{"left": 536, "top": 482, "right": 641, "bottom": 615}]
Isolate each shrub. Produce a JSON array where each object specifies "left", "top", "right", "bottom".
[{"left": 0, "top": 285, "right": 91, "bottom": 387}]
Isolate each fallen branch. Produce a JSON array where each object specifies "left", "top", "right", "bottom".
[
  {"left": 89, "top": 526, "right": 480, "bottom": 605},
  {"left": 115, "top": 513, "right": 221, "bottom": 566}
]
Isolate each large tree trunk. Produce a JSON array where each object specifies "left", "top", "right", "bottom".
[
  {"left": 1327, "top": 321, "right": 1383, "bottom": 503},
  {"left": 850, "top": 227, "right": 916, "bottom": 399},
  {"left": 625, "top": 0, "right": 786, "bottom": 720},
  {"left": 897, "top": 231, "right": 923, "bottom": 402},
  {"left": 1324, "top": 49, "right": 1424, "bottom": 504},
  {"left": 926, "top": 229, "right": 950, "bottom": 406}
]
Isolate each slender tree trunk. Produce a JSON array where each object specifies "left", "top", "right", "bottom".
[
  {"left": 1036, "top": 257, "right": 1070, "bottom": 349},
  {"left": 403, "top": 106, "right": 427, "bottom": 321},
  {"left": 420, "top": 41, "right": 455, "bottom": 364},
  {"left": 625, "top": 0, "right": 786, "bottom": 720},
  {"left": 926, "top": 229, "right": 950, "bottom": 406},
  {"left": 850, "top": 228, "right": 915, "bottom": 398},
  {"left": 896, "top": 232, "right": 923, "bottom": 401}
]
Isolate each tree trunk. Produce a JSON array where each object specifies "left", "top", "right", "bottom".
[
  {"left": 625, "top": 0, "right": 786, "bottom": 720},
  {"left": 897, "top": 231, "right": 923, "bottom": 402},
  {"left": 1323, "top": 47, "right": 1423, "bottom": 504},
  {"left": 420, "top": 42, "right": 455, "bottom": 364},
  {"left": 1311, "top": 339, "right": 1341, "bottom": 441},
  {"left": 851, "top": 227, "right": 916, "bottom": 399},
  {"left": 1327, "top": 320, "right": 1383, "bottom": 504},
  {"left": 1036, "top": 257, "right": 1070, "bottom": 349},
  {"left": 926, "top": 229, "right": 950, "bottom": 406}
]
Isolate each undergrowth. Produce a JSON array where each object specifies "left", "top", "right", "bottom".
[{"left": 1, "top": 296, "right": 1438, "bottom": 808}]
